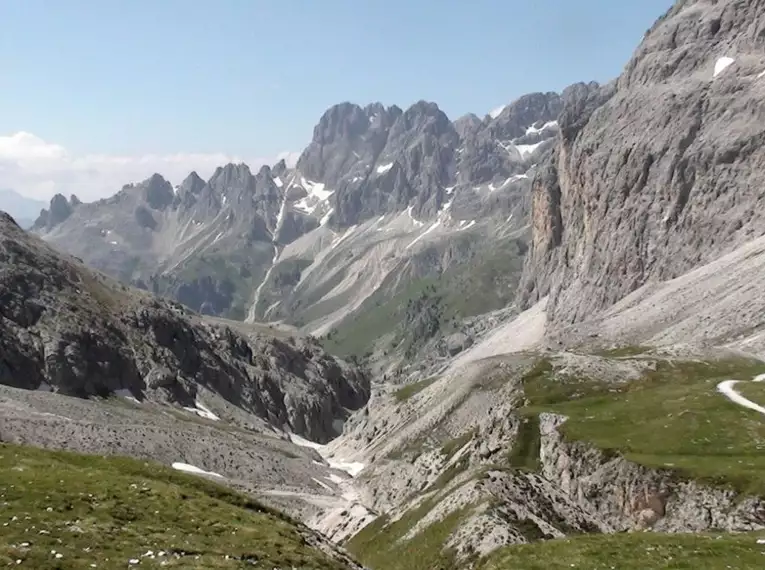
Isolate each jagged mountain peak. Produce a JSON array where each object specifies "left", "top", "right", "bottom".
[
  {"left": 32, "top": 192, "right": 81, "bottom": 231},
  {"left": 178, "top": 171, "right": 206, "bottom": 196},
  {"left": 30, "top": 83, "right": 572, "bottom": 320},
  {"left": 139, "top": 173, "right": 174, "bottom": 210},
  {"left": 207, "top": 163, "right": 257, "bottom": 195},
  {"left": 397, "top": 100, "right": 452, "bottom": 130},
  {"left": 213, "top": 162, "right": 253, "bottom": 178},
  {"left": 453, "top": 113, "right": 483, "bottom": 136},
  {"left": 257, "top": 164, "right": 273, "bottom": 179},
  {"left": 272, "top": 158, "right": 288, "bottom": 177},
  {"left": 485, "top": 91, "right": 563, "bottom": 140}
]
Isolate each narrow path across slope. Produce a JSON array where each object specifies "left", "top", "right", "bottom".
[{"left": 716, "top": 373, "right": 765, "bottom": 415}]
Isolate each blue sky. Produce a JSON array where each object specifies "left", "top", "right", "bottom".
[{"left": 0, "top": 0, "right": 673, "bottom": 199}]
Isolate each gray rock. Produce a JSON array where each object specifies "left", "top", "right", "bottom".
[
  {"left": 520, "top": 0, "right": 765, "bottom": 326},
  {"left": 445, "top": 332, "right": 474, "bottom": 356},
  {"left": 0, "top": 214, "right": 370, "bottom": 442}
]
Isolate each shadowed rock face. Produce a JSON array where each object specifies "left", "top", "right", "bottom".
[
  {"left": 520, "top": 0, "right": 765, "bottom": 326},
  {"left": 0, "top": 213, "right": 369, "bottom": 442}
]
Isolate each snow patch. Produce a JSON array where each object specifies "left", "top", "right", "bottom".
[
  {"left": 713, "top": 56, "right": 735, "bottom": 78},
  {"left": 444, "top": 185, "right": 456, "bottom": 195},
  {"left": 407, "top": 205, "right": 424, "bottom": 228},
  {"left": 294, "top": 177, "right": 334, "bottom": 214},
  {"left": 327, "top": 474, "right": 345, "bottom": 485},
  {"left": 171, "top": 462, "right": 224, "bottom": 478},
  {"left": 491, "top": 173, "right": 529, "bottom": 192},
  {"left": 109, "top": 241, "right": 118, "bottom": 245},
  {"left": 183, "top": 401, "right": 220, "bottom": 421},
  {"left": 514, "top": 141, "right": 545, "bottom": 158},
  {"left": 525, "top": 120, "right": 558, "bottom": 135},
  {"left": 312, "top": 477, "right": 334, "bottom": 492},
  {"left": 757, "top": 70, "right": 765, "bottom": 79},
  {"left": 301, "top": 177, "right": 333, "bottom": 201},
  {"left": 330, "top": 460, "right": 366, "bottom": 478},
  {"left": 273, "top": 176, "right": 283, "bottom": 188},
  {"left": 289, "top": 433, "right": 366, "bottom": 477},
  {"left": 376, "top": 162, "right": 393, "bottom": 174},
  {"left": 459, "top": 220, "right": 476, "bottom": 231},
  {"left": 290, "top": 433, "right": 325, "bottom": 451}
]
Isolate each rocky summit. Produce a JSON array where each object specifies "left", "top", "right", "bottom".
[{"left": 5, "top": 0, "right": 765, "bottom": 569}]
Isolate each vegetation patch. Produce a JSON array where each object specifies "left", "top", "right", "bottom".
[
  {"left": 591, "top": 345, "right": 652, "bottom": 358},
  {"left": 321, "top": 235, "right": 526, "bottom": 358},
  {"left": 440, "top": 430, "right": 476, "bottom": 461},
  {"left": 345, "top": 499, "right": 473, "bottom": 570},
  {"left": 506, "top": 415, "right": 541, "bottom": 472},
  {"left": 393, "top": 376, "right": 438, "bottom": 402},
  {"left": 522, "top": 356, "right": 765, "bottom": 496},
  {"left": 0, "top": 443, "right": 356, "bottom": 570},
  {"left": 478, "top": 531, "right": 765, "bottom": 570}
]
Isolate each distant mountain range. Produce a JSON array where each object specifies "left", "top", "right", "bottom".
[
  {"left": 28, "top": 93, "right": 560, "bottom": 346},
  {"left": 0, "top": 189, "right": 46, "bottom": 228}
]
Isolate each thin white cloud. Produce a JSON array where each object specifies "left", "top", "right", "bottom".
[{"left": 0, "top": 131, "right": 299, "bottom": 202}]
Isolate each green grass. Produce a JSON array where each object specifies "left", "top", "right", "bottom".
[
  {"left": 522, "top": 356, "right": 765, "bottom": 496},
  {"left": 592, "top": 345, "right": 652, "bottom": 358},
  {"left": 478, "top": 531, "right": 765, "bottom": 570},
  {"left": 506, "top": 415, "right": 541, "bottom": 472},
  {"left": 0, "top": 444, "right": 356, "bottom": 570},
  {"left": 167, "top": 249, "right": 272, "bottom": 320},
  {"left": 440, "top": 430, "right": 476, "bottom": 460},
  {"left": 393, "top": 376, "right": 438, "bottom": 402},
  {"left": 321, "top": 276, "right": 439, "bottom": 358},
  {"left": 345, "top": 500, "right": 474, "bottom": 570},
  {"left": 321, "top": 235, "right": 526, "bottom": 358}
]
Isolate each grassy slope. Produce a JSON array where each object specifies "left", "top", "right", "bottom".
[
  {"left": 392, "top": 376, "right": 438, "bottom": 402},
  {"left": 522, "top": 355, "right": 765, "bottom": 496},
  {"left": 0, "top": 443, "right": 355, "bottom": 570},
  {"left": 348, "top": 353, "right": 765, "bottom": 570},
  {"left": 345, "top": 491, "right": 474, "bottom": 570},
  {"left": 321, "top": 236, "right": 525, "bottom": 358},
  {"left": 479, "top": 531, "right": 765, "bottom": 570}
]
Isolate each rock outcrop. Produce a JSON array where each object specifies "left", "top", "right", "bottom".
[
  {"left": 0, "top": 212, "right": 369, "bottom": 442},
  {"left": 520, "top": 0, "right": 765, "bottom": 326},
  {"left": 539, "top": 413, "right": 765, "bottom": 532}
]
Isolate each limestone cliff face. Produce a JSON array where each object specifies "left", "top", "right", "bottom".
[
  {"left": 520, "top": 0, "right": 765, "bottom": 325},
  {"left": 539, "top": 413, "right": 765, "bottom": 532}
]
